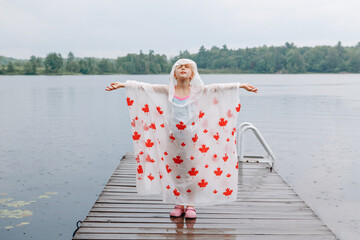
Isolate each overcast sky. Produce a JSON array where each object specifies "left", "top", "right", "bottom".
[{"left": 1, "top": 0, "right": 359, "bottom": 59}]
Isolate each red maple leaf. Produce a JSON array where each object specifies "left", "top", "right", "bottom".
[
  {"left": 173, "top": 155, "right": 183, "bottom": 165},
  {"left": 176, "top": 175, "right": 181, "bottom": 179},
  {"left": 203, "top": 129, "right": 208, "bottom": 133},
  {"left": 227, "top": 109, "right": 233, "bottom": 118},
  {"left": 176, "top": 121, "right": 186, "bottom": 130},
  {"left": 160, "top": 123, "right": 165, "bottom": 128},
  {"left": 149, "top": 123, "right": 156, "bottom": 130},
  {"left": 213, "top": 132, "right": 219, "bottom": 141},
  {"left": 235, "top": 162, "right": 238, "bottom": 169},
  {"left": 132, "top": 131, "right": 141, "bottom": 141},
  {"left": 204, "top": 164, "right": 209, "bottom": 168},
  {"left": 126, "top": 97, "right": 134, "bottom": 106},
  {"left": 198, "top": 179, "right": 208, "bottom": 188},
  {"left": 166, "top": 164, "right": 172, "bottom": 173},
  {"left": 190, "top": 156, "right": 194, "bottom": 160},
  {"left": 226, "top": 138, "right": 230, "bottom": 142},
  {"left": 139, "top": 151, "right": 144, "bottom": 155},
  {"left": 219, "top": 118, "right": 228, "bottom": 127},
  {"left": 213, "top": 190, "right": 218, "bottom": 194},
  {"left": 142, "top": 104, "right": 149, "bottom": 113},
  {"left": 236, "top": 103, "right": 241, "bottom": 112},
  {"left": 214, "top": 167, "right": 223, "bottom": 176},
  {"left": 223, "top": 154, "right": 228, "bottom": 162},
  {"left": 192, "top": 134, "right": 198, "bottom": 143},
  {"left": 213, "top": 97, "right": 218, "bottom": 105},
  {"left": 164, "top": 151, "right": 168, "bottom": 155},
  {"left": 173, "top": 188, "right": 180, "bottom": 196},
  {"left": 181, "top": 142, "right": 186, "bottom": 147},
  {"left": 146, "top": 154, "right": 155, "bottom": 163},
  {"left": 143, "top": 124, "right": 149, "bottom": 131},
  {"left": 213, "top": 154, "right": 217, "bottom": 159},
  {"left": 135, "top": 155, "right": 140, "bottom": 163},
  {"left": 145, "top": 139, "right": 154, "bottom": 148},
  {"left": 169, "top": 134, "right": 175, "bottom": 142},
  {"left": 223, "top": 188, "right": 233, "bottom": 197},
  {"left": 199, "top": 144, "right": 209, "bottom": 153},
  {"left": 199, "top": 111, "right": 205, "bottom": 119},
  {"left": 147, "top": 173, "right": 154, "bottom": 181},
  {"left": 166, "top": 185, "right": 170, "bottom": 189},
  {"left": 131, "top": 119, "right": 135, "bottom": 127},
  {"left": 156, "top": 106, "right": 163, "bottom": 114},
  {"left": 159, "top": 173, "right": 163, "bottom": 179},
  {"left": 135, "top": 116, "right": 138, "bottom": 120},
  {"left": 187, "top": 189, "right": 191, "bottom": 193},
  {"left": 226, "top": 173, "right": 231, "bottom": 177},
  {"left": 191, "top": 122, "right": 195, "bottom": 125},
  {"left": 137, "top": 165, "right": 143, "bottom": 174},
  {"left": 161, "top": 157, "right": 164, "bottom": 161},
  {"left": 188, "top": 167, "right": 199, "bottom": 176}
]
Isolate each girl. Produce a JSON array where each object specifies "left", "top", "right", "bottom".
[{"left": 106, "top": 59, "right": 258, "bottom": 219}]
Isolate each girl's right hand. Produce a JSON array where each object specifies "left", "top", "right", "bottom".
[{"left": 105, "top": 82, "right": 124, "bottom": 91}]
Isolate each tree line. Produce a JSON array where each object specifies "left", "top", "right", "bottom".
[{"left": 1, "top": 42, "right": 359, "bottom": 75}]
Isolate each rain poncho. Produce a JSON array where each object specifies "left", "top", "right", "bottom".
[{"left": 125, "top": 59, "right": 241, "bottom": 206}]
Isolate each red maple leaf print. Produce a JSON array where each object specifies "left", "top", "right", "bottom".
[
  {"left": 161, "top": 157, "right": 164, "bottom": 161},
  {"left": 160, "top": 123, "right": 165, "bottom": 128},
  {"left": 142, "top": 104, "right": 149, "bottom": 113},
  {"left": 232, "top": 127, "right": 236, "bottom": 136},
  {"left": 226, "top": 173, "right": 231, "bottom": 177},
  {"left": 126, "top": 97, "right": 134, "bottom": 106},
  {"left": 166, "top": 185, "right": 170, "bottom": 189},
  {"left": 173, "top": 156, "right": 183, "bottom": 165},
  {"left": 188, "top": 167, "right": 199, "bottom": 176},
  {"left": 143, "top": 124, "right": 149, "bottom": 131},
  {"left": 176, "top": 121, "right": 186, "bottom": 130},
  {"left": 176, "top": 175, "right": 181, "bottom": 179},
  {"left": 191, "top": 122, "right": 195, "bottom": 125},
  {"left": 173, "top": 188, "right": 180, "bottom": 196},
  {"left": 169, "top": 134, "right": 175, "bottom": 142},
  {"left": 187, "top": 189, "right": 192, "bottom": 193},
  {"left": 223, "top": 154, "right": 228, "bottom": 162},
  {"left": 203, "top": 129, "right": 208, "bottom": 133},
  {"left": 213, "top": 154, "right": 217, "bottom": 159},
  {"left": 139, "top": 151, "right": 144, "bottom": 155},
  {"left": 156, "top": 106, "right": 163, "bottom": 114},
  {"left": 198, "top": 179, "right": 208, "bottom": 188},
  {"left": 199, "top": 144, "right": 209, "bottom": 153},
  {"left": 204, "top": 164, "right": 209, "bottom": 168},
  {"left": 132, "top": 131, "right": 141, "bottom": 141},
  {"left": 199, "top": 111, "right": 205, "bottom": 119},
  {"left": 213, "top": 132, "right": 219, "bottom": 141},
  {"left": 213, "top": 190, "right": 218, "bottom": 194},
  {"left": 146, "top": 154, "right": 155, "bottom": 163},
  {"left": 164, "top": 151, "right": 168, "bottom": 156},
  {"left": 219, "top": 118, "right": 228, "bottom": 127},
  {"left": 149, "top": 123, "right": 156, "bottom": 130},
  {"left": 190, "top": 156, "right": 194, "bottom": 160},
  {"left": 227, "top": 109, "right": 233, "bottom": 118},
  {"left": 135, "top": 155, "right": 140, "bottom": 163},
  {"left": 137, "top": 165, "right": 143, "bottom": 174},
  {"left": 145, "top": 139, "right": 154, "bottom": 148},
  {"left": 147, "top": 173, "right": 154, "bottom": 181},
  {"left": 131, "top": 119, "right": 135, "bottom": 127},
  {"left": 135, "top": 116, "right": 138, "bottom": 120},
  {"left": 213, "top": 97, "right": 218, "bottom": 105},
  {"left": 226, "top": 138, "right": 230, "bottom": 142},
  {"left": 192, "top": 134, "right": 198, "bottom": 143},
  {"left": 181, "top": 142, "right": 186, "bottom": 147},
  {"left": 235, "top": 162, "right": 238, "bottom": 169},
  {"left": 166, "top": 164, "right": 172, "bottom": 173},
  {"left": 159, "top": 173, "right": 163, "bottom": 179},
  {"left": 214, "top": 167, "right": 223, "bottom": 176},
  {"left": 236, "top": 103, "right": 241, "bottom": 112},
  {"left": 223, "top": 188, "right": 233, "bottom": 197}
]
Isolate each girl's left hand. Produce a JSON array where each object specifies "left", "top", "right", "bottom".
[{"left": 240, "top": 83, "right": 258, "bottom": 93}]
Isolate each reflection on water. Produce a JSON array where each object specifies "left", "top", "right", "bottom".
[{"left": 0, "top": 74, "right": 359, "bottom": 239}]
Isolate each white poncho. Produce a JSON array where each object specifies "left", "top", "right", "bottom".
[{"left": 125, "top": 59, "right": 241, "bottom": 206}]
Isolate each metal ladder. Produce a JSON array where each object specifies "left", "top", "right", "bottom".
[{"left": 236, "top": 122, "right": 276, "bottom": 172}]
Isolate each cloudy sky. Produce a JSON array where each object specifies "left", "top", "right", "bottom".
[{"left": 1, "top": 0, "right": 359, "bottom": 59}]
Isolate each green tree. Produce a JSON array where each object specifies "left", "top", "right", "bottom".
[
  {"left": 44, "top": 53, "right": 63, "bottom": 73},
  {"left": 6, "top": 62, "right": 15, "bottom": 73},
  {"left": 285, "top": 49, "right": 305, "bottom": 73},
  {"left": 65, "top": 52, "right": 80, "bottom": 73}
]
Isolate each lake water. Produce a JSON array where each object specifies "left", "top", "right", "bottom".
[{"left": 0, "top": 74, "right": 359, "bottom": 240}]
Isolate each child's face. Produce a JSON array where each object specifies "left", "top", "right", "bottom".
[{"left": 174, "top": 64, "right": 194, "bottom": 82}]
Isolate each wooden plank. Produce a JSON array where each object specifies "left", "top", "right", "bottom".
[{"left": 72, "top": 153, "right": 337, "bottom": 240}]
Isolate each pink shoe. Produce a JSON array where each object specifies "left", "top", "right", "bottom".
[
  {"left": 185, "top": 206, "right": 196, "bottom": 219},
  {"left": 170, "top": 205, "right": 185, "bottom": 217}
]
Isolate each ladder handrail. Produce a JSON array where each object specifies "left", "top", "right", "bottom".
[{"left": 236, "top": 122, "right": 276, "bottom": 171}]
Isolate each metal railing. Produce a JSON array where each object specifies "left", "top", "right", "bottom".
[{"left": 236, "top": 122, "right": 276, "bottom": 172}]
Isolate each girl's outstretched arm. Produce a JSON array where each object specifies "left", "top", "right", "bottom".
[
  {"left": 105, "top": 82, "right": 124, "bottom": 91},
  {"left": 240, "top": 83, "right": 258, "bottom": 93}
]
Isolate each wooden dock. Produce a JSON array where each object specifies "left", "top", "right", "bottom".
[{"left": 72, "top": 153, "right": 337, "bottom": 240}]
